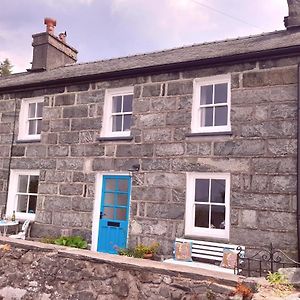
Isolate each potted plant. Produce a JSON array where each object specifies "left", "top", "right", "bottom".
[{"left": 134, "top": 242, "right": 160, "bottom": 259}]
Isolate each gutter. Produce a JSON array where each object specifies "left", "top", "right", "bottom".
[{"left": 2, "top": 44, "right": 300, "bottom": 93}]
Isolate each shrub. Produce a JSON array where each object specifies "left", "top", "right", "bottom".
[{"left": 54, "top": 236, "right": 88, "bottom": 249}]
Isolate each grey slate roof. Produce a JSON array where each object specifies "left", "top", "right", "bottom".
[{"left": 1, "top": 29, "right": 300, "bottom": 90}]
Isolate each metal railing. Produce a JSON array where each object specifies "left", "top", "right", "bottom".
[{"left": 238, "top": 243, "right": 300, "bottom": 277}]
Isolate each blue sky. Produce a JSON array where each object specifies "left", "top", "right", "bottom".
[{"left": 0, "top": 0, "right": 287, "bottom": 73}]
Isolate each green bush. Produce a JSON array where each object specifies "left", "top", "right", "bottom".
[
  {"left": 117, "top": 242, "right": 159, "bottom": 258},
  {"left": 54, "top": 236, "right": 88, "bottom": 249}
]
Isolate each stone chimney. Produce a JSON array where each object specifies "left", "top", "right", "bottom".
[
  {"left": 284, "top": 0, "right": 300, "bottom": 29},
  {"left": 30, "top": 18, "right": 78, "bottom": 71}
]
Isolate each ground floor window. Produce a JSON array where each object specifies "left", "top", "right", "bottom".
[
  {"left": 185, "top": 173, "right": 230, "bottom": 239},
  {"left": 7, "top": 170, "right": 39, "bottom": 221}
]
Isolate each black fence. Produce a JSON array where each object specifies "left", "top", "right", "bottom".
[{"left": 237, "top": 243, "right": 300, "bottom": 277}]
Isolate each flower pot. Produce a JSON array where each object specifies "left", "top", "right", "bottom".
[{"left": 143, "top": 253, "right": 153, "bottom": 259}]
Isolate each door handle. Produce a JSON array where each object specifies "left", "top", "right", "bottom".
[{"left": 100, "top": 212, "right": 106, "bottom": 219}]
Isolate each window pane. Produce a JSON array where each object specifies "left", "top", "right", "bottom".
[
  {"left": 195, "top": 179, "right": 209, "bottom": 202},
  {"left": 112, "top": 115, "right": 122, "bottom": 132},
  {"left": 17, "top": 195, "right": 28, "bottom": 213},
  {"left": 106, "top": 179, "right": 116, "bottom": 191},
  {"left": 123, "top": 115, "right": 131, "bottom": 131},
  {"left": 28, "top": 195, "right": 37, "bottom": 213},
  {"left": 116, "top": 208, "right": 127, "bottom": 220},
  {"left": 104, "top": 193, "right": 114, "bottom": 205},
  {"left": 112, "top": 96, "right": 122, "bottom": 113},
  {"left": 118, "top": 179, "right": 128, "bottom": 192},
  {"left": 211, "top": 205, "right": 225, "bottom": 229},
  {"left": 36, "top": 103, "right": 43, "bottom": 118},
  {"left": 200, "top": 107, "right": 213, "bottom": 127},
  {"left": 214, "top": 83, "right": 227, "bottom": 104},
  {"left": 200, "top": 85, "right": 213, "bottom": 105},
  {"left": 29, "top": 176, "right": 39, "bottom": 193},
  {"left": 211, "top": 179, "right": 225, "bottom": 203},
  {"left": 37, "top": 120, "right": 42, "bottom": 134},
  {"left": 103, "top": 207, "right": 114, "bottom": 219},
  {"left": 195, "top": 204, "right": 209, "bottom": 228},
  {"left": 117, "top": 194, "right": 127, "bottom": 206},
  {"left": 123, "top": 95, "right": 133, "bottom": 112},
  {"left": 28, "top": 120, "right": 37, "bottom": 135},
  {"left": 28, "top": 103, "right": 36, "bottom": 118},
  {"left": 18, "top": 175, "right": 28, "bottom": 193},
  {"left": 215, "top": 106, "right": 228, "bottom": 126}
]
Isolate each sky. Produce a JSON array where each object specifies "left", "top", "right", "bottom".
[{"left": 0, "top": 0, "right": 288, "bottom": 73}]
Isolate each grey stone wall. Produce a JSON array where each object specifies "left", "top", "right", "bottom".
[
  {"left": 0, "top": 238, "right": 239, "bottom": 300},
  {"left": 0, "top": 56, "right": 298, "bottom": 257}
]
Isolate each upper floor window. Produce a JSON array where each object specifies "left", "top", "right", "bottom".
[
  {"left": 185, "top": 172, "right": 230, "bottom": 239},
  {"left": 18, "top": 98, "right": 44, "bottom": 141},
  {"left": 6, "top": 170, "right": 39, "bottom": 221},
  {"left": 101, "top": 87, "right": 133, "bottom": 138},
  {"left": 191, "top": 75, "right": 231, "bottom": 133}
]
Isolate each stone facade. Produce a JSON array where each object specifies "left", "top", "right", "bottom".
[
  {"left": 0, "top": 55, "right": 298, "bottom": 257},
  {"left": 0, "top": 238, "right": 239, "bottom": 300}
]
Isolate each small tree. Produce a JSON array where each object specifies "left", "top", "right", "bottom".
[{"left": 0, "top": 59, "right": 13, "bottom": 76}]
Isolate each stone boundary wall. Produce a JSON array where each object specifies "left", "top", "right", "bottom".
[{"left": 0, "top": 237, "right": 241, "bottom": 300}]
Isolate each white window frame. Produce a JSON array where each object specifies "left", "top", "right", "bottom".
[
  {"left": 6, "top": 170, "right": 39, "bottom": 221},
  {"left": 185, "top": 172, "right": 230, "bottom": 240},
  {"left": 101, "top": 87, "right": 134, "bottom": 138},
  {"left": 18, "top": 97, "right": 44, "bottom": 141},
  {"left": 191, "top": 74, "right": 231, "bottom": 133}
]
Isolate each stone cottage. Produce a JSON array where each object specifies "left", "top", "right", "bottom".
[{"left": 0, "top": 1, "right": 299, "bottom": 259}]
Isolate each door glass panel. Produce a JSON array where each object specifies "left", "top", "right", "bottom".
[
  {"left": 200, "top": 85, "right": 213, "bottom": 105},
  {"left": 112, "top": 115, "right": 122, "bottom": 131},
  {"left": 105, "top": 179, "right": 116, "bottom": 191},
  {"left": 112, "top": 96, "right": 122, "bottom": 113},
  {"left": 195, "top": 204, "right": 209, "bottom": 228},
  {"left": 116, "top": 208, "right": 127, "bottom": 220},
  {"left": 215, "top": 106, "right": 228, "bottom": 126},
  {"left": 211, "top": 179, "right": 225, "bottom": 203},
  {"left": 28, "top": 195, "right": 37, "bottom": 213},
  {"left": 118, "top": 179, "right": 128, "bottom": 192},
  {"left": 103, "top": 207, "right": 114, "bottom": 219},
  {"left": 17, "top": 195, "right": 28, "bottom": 213},
  {"left": 18, "top": 175, "right": 28, "bottom": 193},
  {"left": 29, "top": 176, "right": 39, "bottom": 193},
  {"left": 104, "top": 193, "right": 114, "bottom": 205},
  {"left": 214, "top": 83, "right": 227, "bottom": 104},
  {"left": 28, "top": 103, "right": 36, "bottom": 118},
  {"left": 117, "top": 194, "right": 127, "bottom": 206},
  {"left": 211, "top": 205, "right": 225, "bottom": 229},
  {"left": 195, "top": 179, "right": 209, "bottom": 202}
]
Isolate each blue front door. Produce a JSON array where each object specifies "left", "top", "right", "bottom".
[{"left": 97, "top": 175, "right": 131, "bottom": 254}]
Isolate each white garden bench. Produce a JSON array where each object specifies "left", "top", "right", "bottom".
[{"left": 164, "top": 238, "right": 245, "bottom": 274}]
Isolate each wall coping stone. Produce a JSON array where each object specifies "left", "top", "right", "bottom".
[{"left": 0, "top": 236, "right": 242, "bottom": 287}]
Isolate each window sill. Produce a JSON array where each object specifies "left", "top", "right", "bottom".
[
  {"left": 16, "top": 139, "right": 41, "bottom": 144},
  {"left": 96, "top": 136, "right": 133, "bottom": 142},
  {"left": 185, "top": 131, "right": 232, "bottom": 138}
]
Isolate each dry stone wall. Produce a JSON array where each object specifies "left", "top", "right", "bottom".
[
  {"left": 0, "top": 238, "right": 239, "bottom": 300},
  {"left": 0, "top": 56, "right": 298, "bottom": 257}
]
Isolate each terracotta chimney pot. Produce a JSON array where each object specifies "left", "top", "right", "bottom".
[{"left": 44, "top": 17, "right": 56, "bottom": 35}]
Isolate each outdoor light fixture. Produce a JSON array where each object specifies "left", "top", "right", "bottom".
[{"left": 128, "top": 164, "right": 140, "bottom": 172}]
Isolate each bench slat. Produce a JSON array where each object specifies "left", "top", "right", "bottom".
[
  {"left": 176, "top": 238, "right": 245, "bottom": 251},
  {"left": 192, "top": 249, "right": 224, "bottom": 258}
]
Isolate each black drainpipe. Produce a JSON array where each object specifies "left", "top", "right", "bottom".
[
  {"left": 298, "top": 64, "right": 300, "bottom": 262},
  {"left": 4, "top": 98, "right": 17, "bottom": 216}
]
